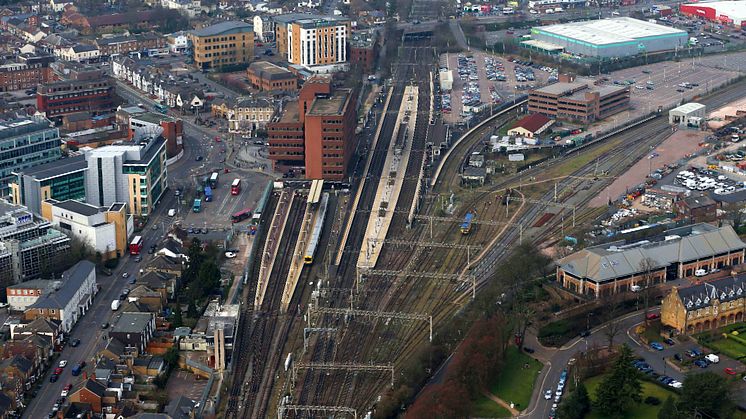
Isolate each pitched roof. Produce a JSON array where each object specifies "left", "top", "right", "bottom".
[
  {"left": 18, "top": 316, "right": 61, "bottom": 334},
  {"left": 681, "top": 194, "right": 716, "bottom": 210},
  {"left": 558, "top": 224, "right": 746, "bottom": 283},
  {"left": 72, "top": 379, "right": 107, "bottom": 398},
  {"left": 71, "top": 44, "right": 97, "bottom": 53},
  {"left": 165, "top": 395, "right": 197, "bottom": 419},
  {"left": 28, "top": 260, "right": 95, "bottom": 310},
  {"left": 0, "top": 355, "right": 32, "bottom": 373},
  {"left": 510, "top": 113, "right": 552, "bottom": 133},
  {"left": 677, "top": 276, "right": 746, "bottom": 311}
]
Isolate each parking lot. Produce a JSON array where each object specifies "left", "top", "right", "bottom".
[{"left": 439, "top": 51, "right": 555, "bottom": 124}]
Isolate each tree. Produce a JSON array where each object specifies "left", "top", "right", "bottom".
[
  {"left": 679, "top": 372, "right": 734, "bottom": 418},
  {"left": 171, "top": 304, "right": 183, "bottom": 329},
  {"left": 638, "top": 258, "right": 657, "bottom": 325},
  {"left": 558, "top": 382, "right": 590, "bottom": 419},
  {"left": 594, "top": 345, "right": 642, "bottom": 418},
  {"left": 187, "top": 298, "right": 198, "bottom": 319},
  {"left": 601, "top": 295, "right": 624, "bottom": 349},
  {"left": 657, "top": 396, "right": 678, "bottom": 419}
]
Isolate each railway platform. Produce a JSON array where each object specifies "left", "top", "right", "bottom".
[
  {"left": 357, "top": 85, "right": 419, "bottom": 269},
  {"left": 254, "top": 188, "right": 294, "bottom": 310}
]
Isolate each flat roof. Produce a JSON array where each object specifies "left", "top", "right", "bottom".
[
  {"left": 533, "top": 80, "right": 588, "bottom": 96},
  {"left": 112, "top": 312, "right": 153, "bottom": 334},
  {"left": 279, "top": 102, "right": 300, "bottom": 123},
  {"left": 521, "top": 39, "right": 564, "bottom": 51},
  {"left": 17, "top": 154, "right": 87, "bottom": 181},
  {"left": 682, "top": 1, "right": 746, "bottom": 20},
  {"left": 671, "top": 102, "right": 705, "bottom": 113},
  {"left": 307, "top": 90, "right": 351, "bottom": 116},
  {"left": 191, "top": 21, "right": 253, "bottom": 37},
  {"left": 534, "top": 17, "right": 687, "bottom": 46},
  {"left": 54, "top": 199, "right": 101, "bottom": 217}
]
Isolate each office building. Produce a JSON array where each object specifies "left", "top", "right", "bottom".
[
  {"left": 556, "top": 224, "right": 746, "bottom": 299},
  {"left": 246, "top": 61, "right": 298, "bottom": 93},
  {"left": 274, "top": 14, "right": 350, "bottom": 72},
  {"left": 10, "top": 154, "right": 87, "bottom": 216},
  {"left": 349, "top": 30, "right": 378, "bottom": 72},
  {"left": 189, "top": 21, "right": 254, "bottom": 71},
  {"left": 0, "top": 116, "right": 62, "bottom": 197},
  {"left": 85, "top": 135, "right": 167, "bottom": 218},
  {"left": 10, "top": 135, "right": 167, "bottom": 219},
  {"left": 0, "top": 201, "right": 72, "bottom": 290},
  {"left": 211, "top": 97, "right": 275, "bottom": 134},
  {"left": 36, "top": 69, "right": 114, "bottom": 121},
  {"left": 528, "top": 75, "right": 630, "bottom": 122},
  {"left": 662, "top": 276, "right": 745, "bottom": 335},
  {"left": 116, "top": 108, "right": 184, "bottom": 159},
  {"left": 268, "top": 76, "right": 356, "bottom": 180},
  {"left": 41, "top": 200, "right": 132, "bottom": 260},
  {"left": 0, "top": 54, "right": 54, "bottom": 92},
  {"left": 528, "top": 17, "right": 688, "bottom": 58}
]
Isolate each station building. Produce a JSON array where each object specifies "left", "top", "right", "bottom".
[
  {"left": 528, "top": 17, "right": 689, "bottom": 58},
  {"left": 669, "top": 102, "right": 706, "bottom": 128},
  {"left": 556, "top": 224, "right": 746, "bottom": 299}
]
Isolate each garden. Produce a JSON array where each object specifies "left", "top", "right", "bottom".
[{"left": 698, "top": 323, "right": 746, "bottom": 363}]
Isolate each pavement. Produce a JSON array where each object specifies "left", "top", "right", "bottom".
[{"left": 523, "top": 305, "right": 746, "bottom": 418}]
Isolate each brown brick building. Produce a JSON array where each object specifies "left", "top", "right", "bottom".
[
  {"left": 268, "top": 76, "right": 356, "bottom": 180},
  {"left": 556, "top": 224, "right": 746, "bottom": 299},
  {"left": 662, "top": 276, "right": 745, "bottom": 335},
  {"left": 247, "top": 61, "right": 298, "bottom": 93},
  {"left": 529, "top": 75, "right": 629, "bottom": 122},
  {"left": 0, "top": 54, "right": 54, "bottom": 92},
  {"left": 96, "top": 33, "right": 166, "bottom": 57},
  {"left": 349, "top": 30, "right": 378, "bottom": 72},
  {"left": 37, "top": 68, "right": 114, "bottom": 121},
  {"left": 676, "top": 194, "right": 717, "bottom": 223}
]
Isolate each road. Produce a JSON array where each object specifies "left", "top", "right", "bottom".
[{"left": 524, "top": 305, "right": 746, "bottom": 418}]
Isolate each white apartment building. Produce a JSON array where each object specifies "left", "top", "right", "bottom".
[{"left": 46, "top": 200, "right": 122, "bottom": 257}]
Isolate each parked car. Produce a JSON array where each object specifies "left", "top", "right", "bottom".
[
  {"left": 650, "top": 342, "right": 664, "bottom": 351},
  {"left": 49, "top": 374, "right": 58, "bottom": 383},
  {"left": 724, "top": 367, "right": 736, "bottom": 375},
  {"left": 58, "top": 360, "right": 67, "bottom": 368},
  {"left": 70, "top": 338, "right": 80, "bottom": 347},
  {"left": 664, "top": 338, "right": 675, "bottom": 346},
  {"left": 646, "top": 313, "right": 660, "bottom": 320},
  {"left": 54, "top": 367, "right": 63, "bottom": 375},
  {"left": 694, "top": 359, "right": 708, "bottom": 368},
  {"left": 544, "top": 389, "right": 552, "bottom": 400}
]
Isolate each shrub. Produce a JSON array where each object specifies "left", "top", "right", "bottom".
[{"left": 644, "top": 396, "right": 661, "bottom": 405}]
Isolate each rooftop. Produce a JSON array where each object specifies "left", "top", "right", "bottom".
[
  {"left": 248, "top": 61, "right": 295, "bottom": 80},
  {"left": 54, "top": 199, "right": 101, "bottom": 217},
  {"left": 534, "top": 17, "right": 687, "bottom": 46},
  {"left": 191, "top": 21, "right": 253, "bottom": 38},
  {"left": 672, "top": 102, "right": 706, "bottom": 114},
  {"left": 28, "top": 261, "right": 95, "bottom": 310},
  {"left": 16, "top": 154, "right": 86, "bottom": 180},
  {"left": 112, "top": 312, "right": 153, "bottom": 334},
  {"left": 279, "top": 102, "right": 300, "bottom": 123},
  {"left": 559, "top": 224, "right": 746, "bottom": 283},
  {"left": 682, "top": 1, "right": 746, "bottom": 20},
  {"left": 511, "top": 113, "right": 552, "bottom": 133},
  {"left": 677, "top": 275, "right": 746, "bottom": 311},
  {"left": 307, "top": 89, "right": 351, "bottom": 116}
]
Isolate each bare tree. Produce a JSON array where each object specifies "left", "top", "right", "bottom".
[
  {"left": 601, "top": 294, "right": 624, "bottom": 349},
  {"left": 638, "top": 257, "right": 657, "bottom": 326}
]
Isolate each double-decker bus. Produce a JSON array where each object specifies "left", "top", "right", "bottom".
[
  {"left": 231, "top": 208, "right": 252, "bottom": 223},
  {"left": 209, "top": 172, "right": 219, "bottom": 188},
  {"left": 231, "top": 178, "right": 241, "bottom": 195},
  {"left": 129, "top": 236, "right": 143, "bottom": 255}
]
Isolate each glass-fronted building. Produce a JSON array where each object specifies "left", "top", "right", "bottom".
[
  {"left": 0, "top": 116, "right": 62, "bottom": 197},
  {"left": 10, "top": 154, "right": 87, "bottom": 215}
]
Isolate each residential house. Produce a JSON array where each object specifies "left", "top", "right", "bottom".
[
  {"left": 138, "top": 270, "right": 178, "bottom": 301},
  {"left": 23, "top": 260, "right": 97, "bottom": 333},
  {"left": 127, "top": 285, "right": 165, "bottom": 313},
  {"left": 211, "top": 96, "right": 275, "bottom": 134},
  {"left": 166, "top": 31, "right": 190, "bottom": 54},
  {"left": 55, "top": 44, "right": 99, "bottom": 63},
  {"left": 3, "top": 333, "right": 53, "bottom": 373},
  {"left": 165, "top": 395, "right": 197, "bottom": 419},
  {"left": 68, "top": 379, "right": 107, "bottom": 413},
  {"left": 131, "top": 356, "right": 165, "bottom": 381},
  {"left": 0, "top": 355, "right": 33, "bottom": 406},
  {"left": 161, "top": 0, "right": 202, "bottom": 17},
  {"left": 10, "top": 317, "right": 61, "bottom": 345},
  {"left": 96, "top": 33, "right": 166, "bottom": 57},
  {"left": 109, "top": 312, "right": 156, "bottom": 354}
]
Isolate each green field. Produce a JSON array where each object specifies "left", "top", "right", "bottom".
[
  {"left": 706, "top": 338, "right": 746, "bottom": 361},
  {"left": 470, "top": 394, "right": 512, "bottom": 418},
  {"left": 488, "top": 346, "right": 544, "bottom": 411},
  {"left": 583, "top": 374, "right": 678, "bottom": 419}
]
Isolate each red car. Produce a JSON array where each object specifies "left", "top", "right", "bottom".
[
  {"left": 724, "top": 367, "right": 737, "bottom": 375},
  {"left": 54, "top": 367, "right": 63, "bottom": 375},
  {"left": 214, "top": 136, "right": 221, "bottom": 142},
  {"left": 646, "top": 313, "right": 660, "bottom": 320},
  {"left": 64, "top": 384, "right": 73, "bottom": 391}
]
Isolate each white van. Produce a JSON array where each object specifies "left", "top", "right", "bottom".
[
  {"left": 168, "top": 208, "right": 176, "bottom": 217},
  {"left": 695, "top": 268, "right": 708, "bottom": 277},
  {"left": 705, "top": 354, "right": 719, "bottom": 363},
  {"left": 111, "top": 300, "right": 121, "bottom": 311}
]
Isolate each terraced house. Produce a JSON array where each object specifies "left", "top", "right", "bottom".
[{"left": 662, "top": 276, "right": 745, "bottom": 334}]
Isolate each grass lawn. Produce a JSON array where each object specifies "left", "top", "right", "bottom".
[
  {"left": 583, "top": 374, "right": 678, "bottom": 419},
  {"left": 639, "top": 321, "right": 663, "bottom": 344},
  {"left": 706, "top": 338, "right": 746, "bottom": 361},
  {"left": 470, "top": 394, "right": 512, "bottom": 418},
  {"left": 488, "top": 346, "right": 544, "bottom": 411}
]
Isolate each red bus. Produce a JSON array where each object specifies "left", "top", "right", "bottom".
[
  {"left": 129, "top": 236, "right": 143, "bottom": 255},
  {"left": 231, "top": 208, "right": 252, "bottom": 223},
  {"left": 231, "top": 178, "right": 241, "bottom": 195}
]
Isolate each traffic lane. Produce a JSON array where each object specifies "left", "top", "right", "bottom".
[{"left": 23, "top": 258, "right": 136, "bottom": 418}]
